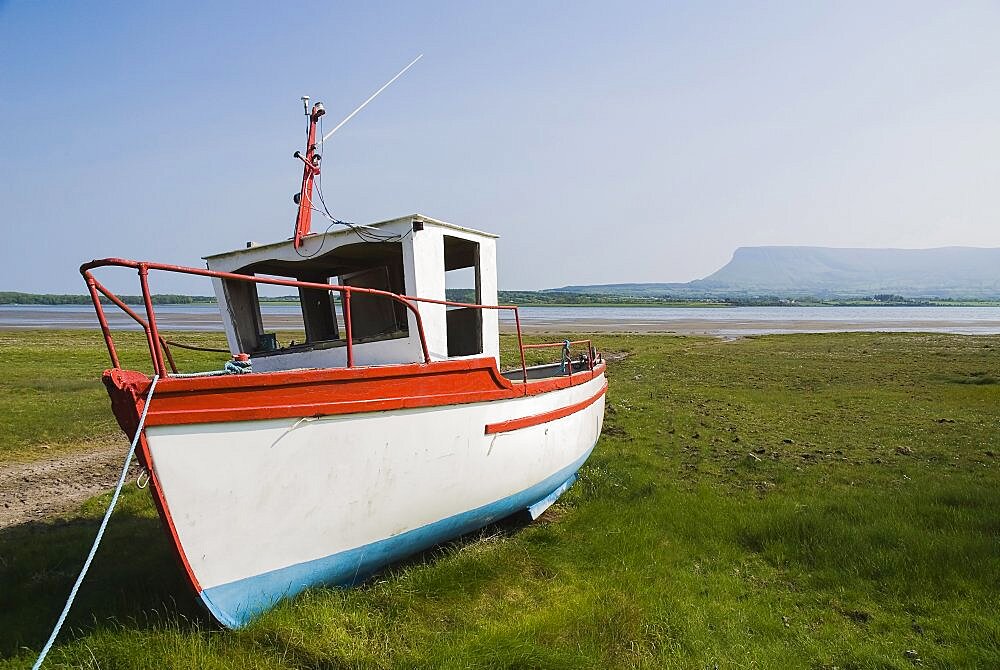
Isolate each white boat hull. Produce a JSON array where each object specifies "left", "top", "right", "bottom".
[{"left": 143, "top": 372, "right": 606, "bottom": 627}]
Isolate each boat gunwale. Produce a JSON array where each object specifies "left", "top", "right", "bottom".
[{"left": 104, "top": 357, "right": 607, "bottom": 428}]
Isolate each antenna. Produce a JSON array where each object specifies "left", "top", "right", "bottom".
[{"left": 321, "top": 54, "right": 423, "bottom": 143}]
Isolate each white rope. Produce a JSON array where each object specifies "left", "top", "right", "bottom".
[{"left": 32, "top": 374, "right": 160, "bottom": 670}]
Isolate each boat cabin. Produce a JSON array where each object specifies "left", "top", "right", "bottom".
[{"left": 203, "top": 215, "right": 499, "bottom": 373}]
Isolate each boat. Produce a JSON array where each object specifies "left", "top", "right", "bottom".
[{"left": 81, "top": 98, "right": 606, "bottom": 628}]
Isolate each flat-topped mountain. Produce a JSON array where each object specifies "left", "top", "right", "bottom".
[{"left": 552, "top": 246, "right": 1000, "bottom": 298}]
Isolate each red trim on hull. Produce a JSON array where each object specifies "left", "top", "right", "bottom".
[
  {"left": 104, "top": 359, "right": 606, "bottom": 428},
  {"left": 138, "top": 434, "right": 203, "bottom": 592},
  {"left": 98, "top": 372, "right": 204, "bottom": 594},
  {"left": 485, "top": 383, "right": 607, "bottom": 435}
]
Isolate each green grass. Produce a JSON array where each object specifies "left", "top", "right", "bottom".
[
  {"left": 1, "top": 331, "right": 999, "bottom": 668},
  {"left": 0, "top": 331, "right": 230, "bottom": 460}
]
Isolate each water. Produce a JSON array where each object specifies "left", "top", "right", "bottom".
[
  {"left": 0, "top": 304, "right": 245, "bottom": 331},
  {"left": 498, "top": 305, "right": 1000, "bottom": 336},
  {"left": 2, "top": 304, "right": 1000, "bottom": 336}
]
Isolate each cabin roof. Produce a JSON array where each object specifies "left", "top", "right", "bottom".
[{"left": 202, "top": 214, "right": 497, "bottom": 262}]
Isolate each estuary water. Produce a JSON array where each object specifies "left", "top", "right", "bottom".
[
  {"left": 496, "top": 305, "right": 1000, "bottom": 336},
  {"left": 2, "top": 304, "right": 1000, "bottom": 336}
]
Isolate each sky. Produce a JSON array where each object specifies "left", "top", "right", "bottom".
[{"left": 2, "top": 1, "right": 999, "bottom": 294}]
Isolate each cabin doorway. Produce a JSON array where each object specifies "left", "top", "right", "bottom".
[{"left": 443, "top": 235, "right": 483, "bottom": 357}]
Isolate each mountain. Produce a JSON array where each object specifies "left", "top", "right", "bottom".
[{"left": 551, "top": 247, "right": 1000, "bottom": 299}]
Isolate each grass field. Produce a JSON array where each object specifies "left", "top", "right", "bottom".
[
  {"left": 0, "top": 331, "right": 229, "bottom": 461},
  {"left": 0, "top": 330, "right": 998, "bottom": 668}
]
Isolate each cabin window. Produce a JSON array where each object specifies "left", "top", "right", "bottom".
[
  {"left": 443, "top": 235, "right": 483, "bottom": 357},
  {"left": 297, "top": 278, "right": 338, "bottom": 342},
  {"left": 339, "top": 265, "right": 405, "bottom": 338},
  {"left": 225, "top": 241, "right": 408, "bottom": 356},
  {"left": 222, "top": 275, "right": 265, "bottom": 354},
  {"left": 222, "top": 279, "right": 308, "bottom": 353}
]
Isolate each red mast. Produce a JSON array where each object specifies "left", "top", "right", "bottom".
[{"left": 292, "top": 101, "right": 326, "bottom": 249}]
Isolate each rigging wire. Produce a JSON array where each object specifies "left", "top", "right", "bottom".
[
  {"left": 291, "top": 121, "right": 403, "bottom": 257},
  {"left": 292, "top": 55, "right": 423, "bottom": 256},
  {"left": 315, "top": 183, "right": 401, "bottom": 243}
]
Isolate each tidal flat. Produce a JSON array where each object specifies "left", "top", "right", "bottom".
[{"left": 0, "top": 330, "right": 997, "bottom": 668}]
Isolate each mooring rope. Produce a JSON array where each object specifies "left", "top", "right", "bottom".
[{"left": 31, "top": 374, "right": 160, "bottom": 670}]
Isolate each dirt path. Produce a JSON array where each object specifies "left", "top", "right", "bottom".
[{"left": 0, "top": 441, "right": 138, "bottom": 530}]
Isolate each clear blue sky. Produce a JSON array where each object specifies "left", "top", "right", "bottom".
[{"left": 2, "top": 1, "right": 999, "bottom": 294}]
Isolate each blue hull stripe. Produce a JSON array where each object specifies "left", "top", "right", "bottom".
[{"left": 198, "top": 447, "right": 594, "bottom": 628}]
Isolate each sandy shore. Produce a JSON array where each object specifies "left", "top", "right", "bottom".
[{"left": 0, "top": 440, "right": 136, "bottom": 530}]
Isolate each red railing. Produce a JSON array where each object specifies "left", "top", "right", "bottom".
[{"left": 80, "top": 258, "right": 594, "bottom": 384}]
